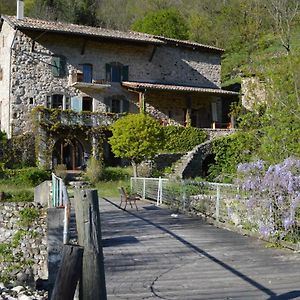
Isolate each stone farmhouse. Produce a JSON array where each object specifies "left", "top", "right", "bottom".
[{"left": 0, "top": 8, "right": 238, "bottom": 170}]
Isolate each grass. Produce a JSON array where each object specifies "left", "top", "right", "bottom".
[
  {"left": 96, "top": 179, "right": 130, "bottom": 199},
  {"left": 0, "top": 179, "right": 34, "bottom": 202}
]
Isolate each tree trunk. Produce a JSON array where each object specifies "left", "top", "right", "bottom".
[{"left": 132, "top": 160, "right": 138, "bottom": 178}]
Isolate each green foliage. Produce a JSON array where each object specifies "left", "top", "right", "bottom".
[
  {"left": 18, "top": 207, "right": 40, "bottom": 227},
  {"left": 101, "top": 166, "right": 132, "bottom": 181},
  {"left": 109, "top": 114, "right": 164, "bottom": 164},
  {"left": 209, "top": 131, "right": 260, "bottom": 182},
  {"left": 85, "top": 157, "right": 103, "bottom": 185},
  {"left": 4, "top": 190, "right": 34, "bottom": 202},
  {"left": 132, "top": 8, "right": 189, "bottom": 39},
  {"left": 54, "top": 164, "right": 67, "bottom": 182},
  {"left": 4, "top": 167, "right": 50, "bottom": 186},
  {"left": 162, "top": 126, "right": 208, "bottom": 153}
]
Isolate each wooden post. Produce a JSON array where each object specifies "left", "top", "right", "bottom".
[
  {"left": 74, "top": 189, "right": 107, "bottom": 300},
  {"left": 50, "top": 244, "right": 84, "bottom": 300},
  {"left": 139, "top": 92, "right": 145, "bottom": 113}
]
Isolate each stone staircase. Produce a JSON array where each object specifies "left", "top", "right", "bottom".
[
  {"left": 169, "top": 129, "right": 235, "bottom": 179},
  {"left": 170, "top": 140, "right": 212, "bottom": 179}
]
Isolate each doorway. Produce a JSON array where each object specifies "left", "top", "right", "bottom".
[{"left": 52, "top": 138, "right": 84, "bottom": 170}]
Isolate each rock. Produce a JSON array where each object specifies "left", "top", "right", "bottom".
[
  {"left": 0, "top": 282, "right": 5, "bottom": 289},
  {"left": 16, "top": 272, "right": 28, "bottom": 283},
  {"left": 18, "top": 295, "right": 33, "bottom": 300},
  {"left": 12, "top": 286, "right": 25, "bottom": 293}
]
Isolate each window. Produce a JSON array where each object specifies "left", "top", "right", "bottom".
[
  {"left": 51, "top": 56, "right": 66, "bottom": 77},
  {"left": 105, "top": 96, "right": 129, "bottom": 113},
  {"left": 82, "top": 97, "right": 93, "bottom": 112},
  {"left": 70, "top": 96, "right": 93, "bottom": 112},
  {"left": 111, "top": 99, "right": 121, "bottom": 113},
  {"left": 47, "top": 94, "right": 70, "bottom": 109},
  {"left": 105, "top": 62, "right": 128, "bottom": 82}
]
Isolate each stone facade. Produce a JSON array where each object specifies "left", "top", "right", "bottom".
[
  {"left": 0, "top": 16, "right": 237, "bottom": 168},
  {"left": 0, "top": 202, "right": 47, "bottom": 285}
]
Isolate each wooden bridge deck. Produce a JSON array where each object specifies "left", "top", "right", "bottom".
[{"left": 100, "top": 198, "right": 300, "bottom": 300}]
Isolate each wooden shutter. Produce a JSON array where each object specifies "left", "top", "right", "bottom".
[
  {"left": 52, "top": 56, "right": 60, "bottom": 77},
  {"left": 122, "top": 99, "right": 129, "bottom": 112},
  {"left": 105, "top": 64, "right": 111, "bottom": 81},
  {"left": 51, "top": 56, "right": 66, "bottom": 77},
  {"left": 83, "top": 64, "right": 92, "bottom": 83},
  {"left": 122, "top": 66, "right": 129, "bottom": 81},
  {"left": 71, "top": 96, "right": 82, "bottom": 112}
]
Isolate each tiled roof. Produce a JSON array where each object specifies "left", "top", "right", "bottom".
[
  {"left": 154, "top": 36, "right": 224, "bottom": 53},
  {"left": 122, "top": 81, "right": 239, "bottom": 96},
  {"left": 2, "top": 15, "right": 163, "bottom": 45},
  {"left": 1, "top": 15, "right": 224, "bottom": 52}
]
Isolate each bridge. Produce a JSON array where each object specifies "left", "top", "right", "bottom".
[{"left": 101, "top": 198, "right": 300, "bottom": 300}]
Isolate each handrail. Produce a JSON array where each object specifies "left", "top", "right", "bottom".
[{"left": 52, "top": 173, "right": 70, "bottom": 244}]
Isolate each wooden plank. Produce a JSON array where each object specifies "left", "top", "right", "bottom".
[
  {"left": 51, "top": 244, "right": 84, "bottom": 300},
  {"left": 74, "top": 189, "right": 107, "bottom": 300}
]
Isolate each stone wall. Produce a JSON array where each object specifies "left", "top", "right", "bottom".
[
  {"left": 0, "top": 20, "right": 222, "bottom": 137},
  {"left": 0, "top": 202, "right": 47, "bottom": 285}
]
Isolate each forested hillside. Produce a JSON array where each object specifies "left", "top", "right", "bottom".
[{"left": 1, "top": 0, "right": 299, "bottom": 180}]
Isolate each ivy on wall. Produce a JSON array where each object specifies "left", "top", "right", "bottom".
[{"left": 162, "top": 126, "right": 208, "bottom": 153}]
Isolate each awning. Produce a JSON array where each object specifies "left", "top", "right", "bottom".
[{"left": 122, "top": 81, "right": 239, "bottom": 96}]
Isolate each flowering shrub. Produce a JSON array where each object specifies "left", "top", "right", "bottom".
[{"left": 236, "top": 157, "right": 300, "bottom": 243}]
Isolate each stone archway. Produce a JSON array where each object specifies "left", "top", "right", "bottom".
[{"left": 52, "top": 138, "right": 84, "bottom": 170}]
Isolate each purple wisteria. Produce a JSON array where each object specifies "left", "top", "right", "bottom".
[{"left": 236, "top": 157, "right": 300, "bottom": 241}]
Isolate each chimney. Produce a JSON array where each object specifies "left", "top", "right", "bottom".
[{"left": 17, "top": 0, "right": 24, "bottom": 20}]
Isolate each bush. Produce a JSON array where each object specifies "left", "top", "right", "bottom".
[
  {"left": 54, "top": 164, "right": 67, "bottom": 182},
  {"left": 4, "top": 167, "right": 50, "bottom": 186},
  {"left": 162, "top": 126, "right": 208, "bottom": 153},
  {"left": 85, "top": 157, "right": 103, "bottom": 185},
  {"left": 101, "top": 167, "right": 132, "bottom": 181}
]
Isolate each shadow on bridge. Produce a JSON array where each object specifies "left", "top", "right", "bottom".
[{"left": 103, "top": 198, "right": 300, "bottom": 300}]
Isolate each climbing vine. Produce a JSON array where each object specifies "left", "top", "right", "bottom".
[{"left": 31, "top": 107, "right": 114, "bottom": 168}]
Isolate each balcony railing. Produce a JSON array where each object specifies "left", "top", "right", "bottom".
[{"left": 35, "top": 107, "right": 123, "bottom": 128}]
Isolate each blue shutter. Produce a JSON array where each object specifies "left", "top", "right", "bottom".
[
  {"left": 71, "top": 96, "right": 82, "bottom": 112},
  {"left": 122, "top": 66, "right": 129, "bottom": 81},
  {"left": 83, "top": 64, "right": 92, "bottom": 83}
]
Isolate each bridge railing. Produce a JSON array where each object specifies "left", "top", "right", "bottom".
[
  {"left": 52, "top": 173, "right": 71, "bottom": 244},
  {"left": 131, "top": 177, "right": 300, "bottom": 246}
]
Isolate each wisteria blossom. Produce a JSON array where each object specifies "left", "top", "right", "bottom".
[{"left": 236, "top": 157, "right": 300, "bottom": 242}]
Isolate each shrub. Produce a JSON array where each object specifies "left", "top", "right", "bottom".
[
  {"left": 18, "top": 207, "right": 40, "bottom": 227},
  {"left": 162, "top": 126, "right": 207, "bottom": 153},
  {"left": 85, "top": 157, "right": 103, "bottom": 185},
  {"left": 4, "top": 167, "right": 50, "bottom": 186},
  {"left": 101, "top": 166, "right": 132, "bottom": 181},
  {"left": 54, "top": 164, "right": 67, "bottom": 182}
]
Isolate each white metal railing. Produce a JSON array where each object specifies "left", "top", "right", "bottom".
[
  {"left": 51, "top": 173, "right": 71, "bottom": 244},
  {"left": 130, "top": 177, "right": 169, "bottom": 206}
]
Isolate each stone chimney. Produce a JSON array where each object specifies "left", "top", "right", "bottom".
[{"left": 17, "top": 0, "right": 24, "bottom": 20}]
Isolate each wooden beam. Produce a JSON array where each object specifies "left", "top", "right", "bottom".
[
  {"left": 50, "top": 245, "right": 84, "bottom": 300},
  {"left": 185, "top": 96, "right": 192, "bottom": 127},
  {"left": 139, "top": 92, "right": 145, "bottom": 114},
  {"left": 74, "top": 189, "right": 107, "bottom": 300}
]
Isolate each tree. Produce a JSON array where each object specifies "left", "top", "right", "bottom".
[
  {"left": 108, "top": 114, "right": 164, "bottom": 177},
  {"left": 131, "top": 8, "right": 189, "bottom": 39},
  {"left": 266, "top": 0, "right": 299, "bottom": 53}
]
